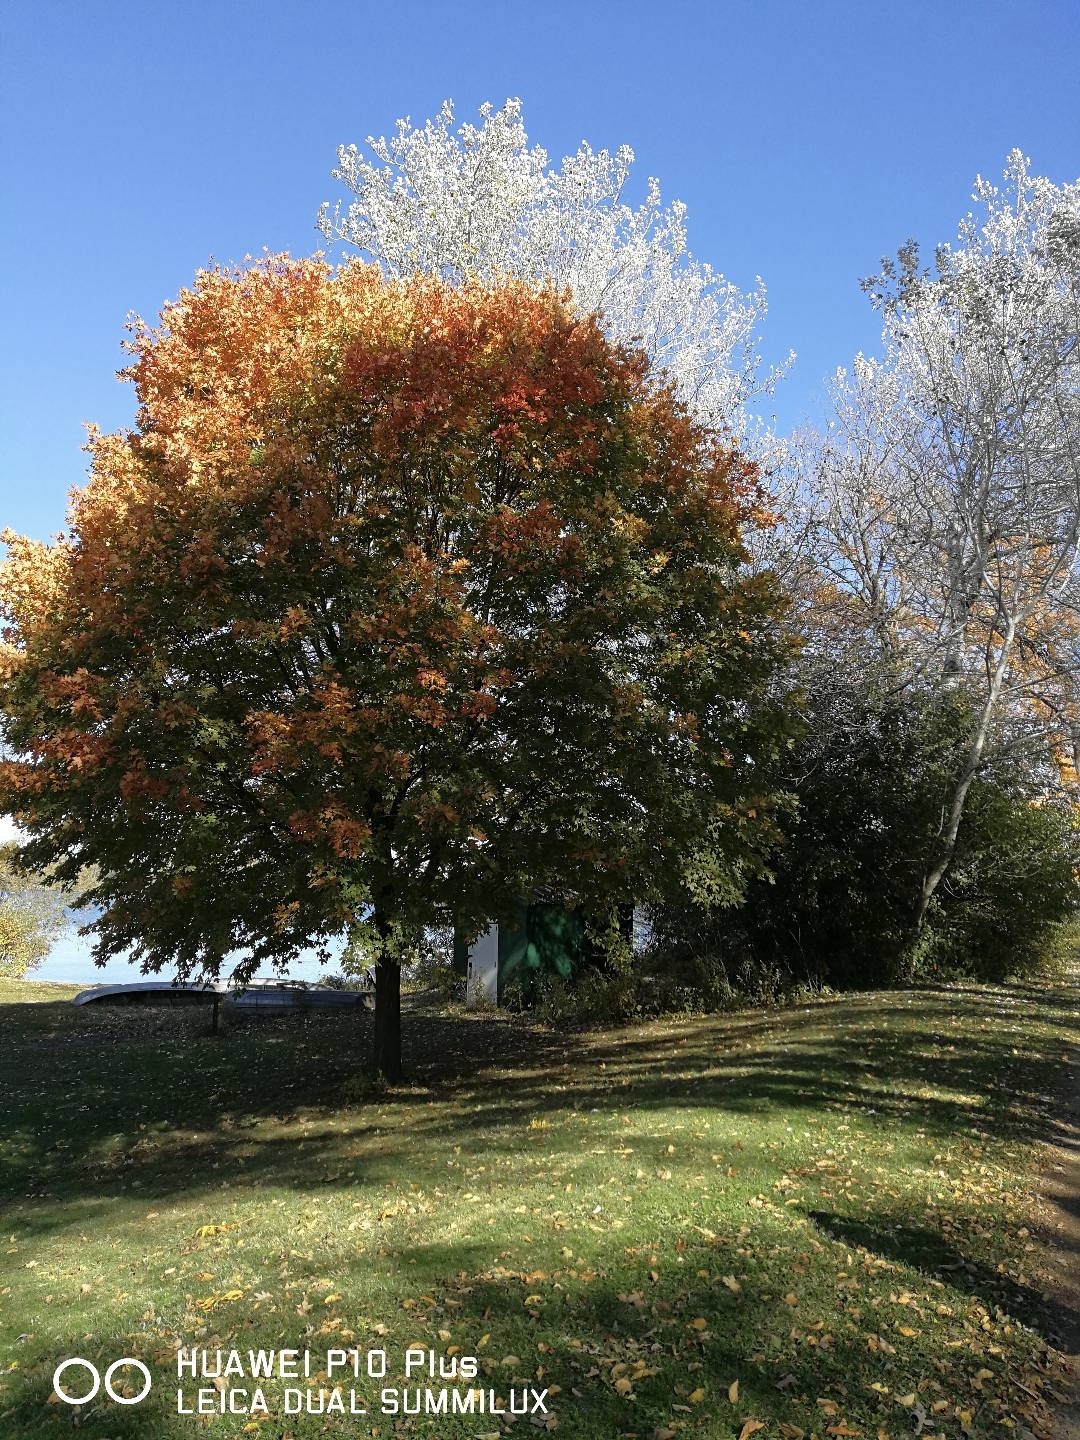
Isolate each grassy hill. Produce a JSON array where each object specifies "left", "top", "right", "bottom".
[{"left": 0, "top": 974, "right": 1075, "bottom": 1438}]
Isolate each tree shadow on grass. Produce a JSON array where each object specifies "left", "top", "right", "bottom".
[
  {"left": 2, "top": 980, "right": 1079, "bottom": 1224},
  {"left": 807, "top": 1208, "right": 1080, "bottom": 1352},
  {"left": 3, "top": 1220, "right": 1066, "bottom": 1440},
  {"left": 3, "top": 981, "right": 1078, "bottom": 1436}
]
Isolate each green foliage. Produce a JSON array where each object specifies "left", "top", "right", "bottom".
[
  {"left": 911, "top": 781, "right": 1080, "bottom": 983},
  {"left": 404, "top": 926, "right": 463, "bottom": 1000},
  {"left": 649, "top": 687, "right": 1080, "bottom": 998},
  {"left": 639, "top": 936, "right": 794, "bottom": 1013},
  {"left": 532, "top": 966, "right": 644, "bottom": 1027},
  {"left": 0, "top": 841, "right": 67, "bottom": 978}
]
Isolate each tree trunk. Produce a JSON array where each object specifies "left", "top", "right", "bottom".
[
  {"left": 369, "top": 897, "right": 402, "bottom": 1082},
  {"left": 914, "top": 619, "right": 1016, "bottom": 932},
  {"left": 914, "top": 763, "right": 979, "bottom": 932},
  {"left": 370, "top": 954, "right": 403, "bottom": 1082}
]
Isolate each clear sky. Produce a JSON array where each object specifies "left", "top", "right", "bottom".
[{"left": 2, "top": 0, "right": 1078, "bottom": 549}]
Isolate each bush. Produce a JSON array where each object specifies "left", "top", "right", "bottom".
[
  {"left": 0, "top": 843, "right": 68, "bottom": 979},
  {"left": 403, "top": 926, "right": 464, "bottom": 1000},
  {"left": 531, "top": 968, "right": 644, "bottom": 1027},
  {"left": 909, "top": 782, "right": 1080, "bottom": 982},
  {"left": 648, "top": 687, "right": 1080, "bottom": 997}
]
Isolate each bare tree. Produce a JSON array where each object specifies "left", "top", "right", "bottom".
[{"left": 807, "top": 152, "right": 1080, "bottom": 927}]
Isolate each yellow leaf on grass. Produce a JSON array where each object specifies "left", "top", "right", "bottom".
[
  {"left": 728, "top": 1379, "right": 739, "bottom": 1403},
  {"left": 738, "top": 1421, "right": 766, "bottom": 1440},
  {"left": 689, "top": 1316, "right": 708, "bottom": 1330},
  {"left": 614, "top": 1377, "right": 633, "bottom": 1396},
  {"left": 722, "top": 1274, "right": 742, "bottom": 1294},
  {"left": 688, "top": 1387, "right": 705, "bottom": 1403},
  {"left": 779, "top": 1426, "right": 805, "bottom": 1440}
]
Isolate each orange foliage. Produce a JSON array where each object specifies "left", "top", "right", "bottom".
[{"left": 0, "top": 256, "right": 787, "bottom": 1008}]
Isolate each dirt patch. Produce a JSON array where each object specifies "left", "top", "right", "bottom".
[{"left": 1028, "top": 1047, "right": 1080, "bottom": 1437}]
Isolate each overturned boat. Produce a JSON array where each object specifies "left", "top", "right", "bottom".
[{"left": 73, "top": 977, "right": 374, "bottom": 1020}]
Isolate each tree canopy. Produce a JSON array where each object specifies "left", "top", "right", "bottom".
[
  {"left": 319, "top": 98, "right": 791, "bottom": 434},
  {"left": 0, "top": 257, "right": 790, "bottom": 1075},
  {"left": 779, "top": 152, "right": 1080, "bottom": 928}
]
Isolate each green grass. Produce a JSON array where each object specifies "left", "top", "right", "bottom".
[{"left": 0, "top": 973, "right": 1076, "bottom": 1439}]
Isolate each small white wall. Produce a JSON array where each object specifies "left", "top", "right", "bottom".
[{"left": 466, "top": 925, "right": 499, "bottom": 1009}]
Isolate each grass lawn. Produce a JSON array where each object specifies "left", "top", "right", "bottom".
[{"left": 0, "top": 973, "right": 1076, "bottom": 1440}]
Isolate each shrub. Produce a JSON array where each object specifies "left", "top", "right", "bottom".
[
  {"left": 0, "top": 843, "right": 68, "bottom": 979},
  {"left": 908, "top": 782, "right": 1080, "bottom": 982},
  {"left": 648, "top": 687, "right": 1080, "bottom": 996}
]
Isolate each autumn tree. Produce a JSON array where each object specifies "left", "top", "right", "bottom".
[{"left": 0, "top": 257, "right": 790, "bottom": 1078}]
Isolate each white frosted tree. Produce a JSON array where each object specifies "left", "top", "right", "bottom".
[
  {"left": 318, "top": 98, "right": 790, "bottom": 435},
  {"left": 808, "top": 152, "right": 1080, "bottom": 926}
]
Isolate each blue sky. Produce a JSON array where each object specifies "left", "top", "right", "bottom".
[{"left": 2, "top": 0, "right": 1078, "bottom": 551}]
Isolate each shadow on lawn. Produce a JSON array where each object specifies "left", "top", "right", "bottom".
[
  {"left": 808, "top": 1208, "right": 1080, "bottom": 1351},
  {"left": 3, "top": 979, "right": 1076, "bottom": 1437},
  {"left": 3, "top": 1222, "right": 1065, "bottom": 1440},
  {"left": 2, "top": 981, "right": 1078, "bottom": 1222}
]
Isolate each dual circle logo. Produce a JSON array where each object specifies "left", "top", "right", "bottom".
[{"left": 52, "top": 1357, "right": 152, "bottom": 1406}]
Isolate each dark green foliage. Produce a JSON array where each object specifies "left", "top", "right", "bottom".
[
  {"left": 913, "top": 779, "right": 1080, "bottom": 982},
  {"left": 647, "top": 687, "right": 1080, "bottom": 998}
]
